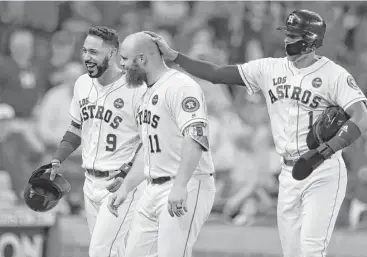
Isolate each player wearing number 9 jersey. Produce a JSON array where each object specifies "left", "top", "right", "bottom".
[
  {"left": 49, "top": 26, "right": 146, "bottom": 257},
  {"left": 147, "top": 9, "right": 367, "bottom": 257}
]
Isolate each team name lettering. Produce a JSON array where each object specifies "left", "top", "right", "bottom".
[
  {"left": 268, "top": 85, "right": 322, "bottom": 109},
  {"left": 80, "top": 103, "right": 122, "bottom": 129},
  {"left": 273, "top": 76, "right": 287, "bottom": 86},
  {"left": 79, "top": 97, "right": 89, "bottom": 108},
  {"left": 136, "top": 109, "right": 160, "bottom": 129}
]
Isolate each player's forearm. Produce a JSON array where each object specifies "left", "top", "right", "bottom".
[
  {"left": 350, "top": 110, "right": 367, "bottom": 134},
  {"left": 327, "top": 102, "right": 367, "bottom": 153},
  {"left": 174, "top": 53, "right": 220, "bottom": 84},
  {"left": 173, "top": 136, "right": 203, "bottom": 188},
  {"left": 120, "top": 149, "right": 145, "bottom": 193},
  {"left": 53, "top": 129, "right": 81, "bottom": 163}
]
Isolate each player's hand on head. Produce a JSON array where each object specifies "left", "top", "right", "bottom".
[
  {"left": 44, "top": 159, "right": 61, "bottom": 181},
  {"left": 167, "top": 185, "right": 188, "bottom": 218},
  {"left": 106, "top": 176, "right": 124, "bottom": 192},
  {"left": 107, "top": 186, "right": 128, "bottom": 217},
  {"left": 143, "top": 31, "right": 178, "bottom": 61}
]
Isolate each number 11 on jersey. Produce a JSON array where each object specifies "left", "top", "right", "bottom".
[{"left": 148, "top": 134, "right": 161, "bottom": 153}]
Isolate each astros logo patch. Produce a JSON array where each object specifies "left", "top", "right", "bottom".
[
  {"left": 114, "top": 98, "right": 124, "bottom": 109},
  {"left": 312, "top": 77, "right": 322, "bottom": 88},
  {"left": 152, "top": 95, "right": 158, "bottom": 105},
  {"left": 347, "top": 76, "right": 359, "bottom": 90},
  {"left": 182, "top": 97, "right": 200, "bottom": 112},
  {"left": 287, "top": 14, "right": 296, "bottom": 24}
]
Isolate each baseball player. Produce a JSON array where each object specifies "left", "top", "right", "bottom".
[
  {"left": 108, "top": 32, "right": 216, "bottom": 257},
  {"left": 147, "top": 9, "right": 367, "bottom": 257},
  {"left": 47, "top": 26, "right": 146, "bottom": 257}
]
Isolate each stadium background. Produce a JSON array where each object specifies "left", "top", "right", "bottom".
[{"left": 0, "top": 1, "right": 367, "bottom": 257}]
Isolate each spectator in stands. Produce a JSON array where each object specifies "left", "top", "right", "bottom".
[
  {"left": 347, "top": 135, "right": 367, "bottom": 230},
  {"left": 46, "top": 30, "right": 77, "bottom": 91},
  {"left": 0, "top": 103, "right": 17, "bottom": 208},
  {"left": 182, "top": 41, "right": 241, "bottom": 213},
  {"left": 0, "top": 29, "right": 47, "bottom": 199},
  {"left": 0, "top": 29, "right": 47, "bottom": 117},
  {"left": 38, "top": 62, "right": 84, "bottom": 147},
  {"left": 349, "top": 165, "right": 367, "bottom": 230},
  {"left": 223, "top": 118, "right": 279, "bottom": 226}
]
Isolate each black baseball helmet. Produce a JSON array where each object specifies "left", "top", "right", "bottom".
[
  {"left": 277, "top": 9, "right": 326, "bottom": 49},
  {"left": 24, "top": 163, "right": 71, "bottom": 212}
]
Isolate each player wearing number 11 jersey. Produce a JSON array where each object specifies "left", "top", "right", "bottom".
[
  {"left": 48, "top": 26, "right": 146, "bottom": 257},
  {"left": 108, "top": 32, "right": 216, "bottom": 257}
]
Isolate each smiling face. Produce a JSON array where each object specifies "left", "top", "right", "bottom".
[
  {"left": 82, "top": 35, "right": 111, "bottom": 78},
  {"left": 119, "top": 39, "right": 147, "bottom": 87}
]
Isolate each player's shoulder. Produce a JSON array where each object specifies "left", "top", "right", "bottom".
[
  {"left": 320, "top": 56, "right": 348, "bottom": 75},
  {"left": 170, "top": 69, "right": 202, "bottom": 90},
  {"left": 163, "top": 69, "right": 203, "bottom": 102},
  {"left": 319, "top": 57, "right": 354, "bottom": 85},
  {"left": 74, "top": 73, "right": 92, "bottom": 88}
]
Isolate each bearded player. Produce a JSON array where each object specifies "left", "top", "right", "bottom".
[
  {"left": 46, "top": 26, "right": 146, "bottom": 257},
  {"left": 147, "top": 9, "right": 367, "bottom": 257},
  {"left": 108, "top": 32, "right": 216, "bottom": 257}
]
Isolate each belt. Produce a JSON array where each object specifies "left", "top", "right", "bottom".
[
  {"left": 151, "top": 176, "right": 172, "bottom": 185},
  {"left": 150, "top": 173, "right": 213, "bottom": 185},
  {"left": 86, "top": 168, "right": 128, "bottom": 178},
  {"left": 86, "top": 169, "right": 110, "bottom": 178},
  {"left": 283, "top": 157, "right": 299, "bottom": 166}
]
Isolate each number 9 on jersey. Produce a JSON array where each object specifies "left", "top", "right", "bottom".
[{"left": 106, "top": 134, "right": 117, "bottom": 152}]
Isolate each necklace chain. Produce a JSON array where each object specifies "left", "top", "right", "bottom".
[{"left": 89, "top": 71, "right": 122, "bottom": 104}]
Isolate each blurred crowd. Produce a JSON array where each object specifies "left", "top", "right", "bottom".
[{"left": 0, "top": 1, "right": 367, "bottom": 230}]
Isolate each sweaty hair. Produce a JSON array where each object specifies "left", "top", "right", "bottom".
[{"left": 88, "top": 26, "right": 119, "bottom": 49}]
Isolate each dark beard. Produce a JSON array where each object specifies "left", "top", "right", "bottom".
[
  {"left": 87, "top": 56, "right": 109, "bottom": 78},
  {"left": 125, "top": 64, "right": 146, "bottom": 88}
]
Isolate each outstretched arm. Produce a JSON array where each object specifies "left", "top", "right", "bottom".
[
  {"left": 144, "top": 31, "right": 245, "bottom": 85},
  {"left": 174, "top": 53, "right": 244, "bottom": 85}
]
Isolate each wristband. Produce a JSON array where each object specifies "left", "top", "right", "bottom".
[
  {"left": 327, "top": 120, "right": 361, "bottom": 152},
  {"left": 171, "top": 51, "right": 179, "bottom": 62}
]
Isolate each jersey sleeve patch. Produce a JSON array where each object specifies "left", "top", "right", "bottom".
[
  {"left": 347, "top": 76, "right": 359, "bottom": 90},
  {"left": 182, "top": 97, "right": 200, "bottom": 112}
]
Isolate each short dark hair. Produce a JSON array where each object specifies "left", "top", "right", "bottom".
[{"left": 88, "top": 26, "right": 119, "bottom": 49}]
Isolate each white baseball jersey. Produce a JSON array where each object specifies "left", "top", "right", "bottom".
[
  {"left": 237, "top": 56, "right": 367, "bottom": 158},
  {"left": 69, "top": 73, "right": 146, "bottom": 173},
  {"left": 135, "top": 69, "right": 215, "bottom": 178}
]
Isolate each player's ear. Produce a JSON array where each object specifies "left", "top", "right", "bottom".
[
  {"left": 139, "top": 53, "right": 147, "bottom": 65},
  {"left": 110, "top": 48, "right": 117, "bottom": 59}
]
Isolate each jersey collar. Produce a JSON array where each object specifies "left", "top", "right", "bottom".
[
  {"left": 287, "top": 56, "right": 329, "bottom": 75},
  {"left": 147, "top": 69, "right": 179, "bottom": 92},
  {"left": 93, "top": 73, "right": 126, "bottom": 90}
]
